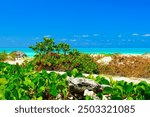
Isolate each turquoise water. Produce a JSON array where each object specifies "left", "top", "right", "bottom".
[{"left": 0, "top": 48, "right": 150, "bottom": 57}]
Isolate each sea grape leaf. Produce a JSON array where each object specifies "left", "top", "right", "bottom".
[
  {"left": 49, "top": 83, "right": 58, "bottom": 97},
  {"left": 65, "top": 70, "right": 72, "bottom": 77},
  {"left": 98, "top": 77, "right": 110, "bottom": 85},
  {"left": 127, "top": 97, "right": 133, "bottom": 100},
  {"left": 0, "top": 78, "right": 7, "bottom": 85},
  {"left": 116, "top": 80, "right": 126, "bottom": 87},
  {"left": 21, "top": 95, "right": 30, "bottom": 100},
  {"left": 111, "top": 96, "right": 122, "bottom": 100},
  {"left": 71, "top": 68, "right": 78, "bottom": 77},
  {"left": 96, "top": 92, "right": 103, "bottom": 99},
  {"left": 5, "top": 91, "right": 13, "bottom": 100},
  {"left": 37, "top": 96, "right": 43, "bottom": 100},
  {"left": 114, "top": 85, "right": 124, "bottom": 94},
  {"left": 38, "top": 86, "right": 46, "bottom": 92},
  {"left": 125, "top": 83, "right": 134, "bottom": 94},
  {"left": 38, "top": 78, "right": 46, "bottom": 87},
  {"left": 138, "top": 81, "right": 148, "bottom": 87},
  {"left": 49, "top": 72, "right": 58, "bottom": 81},
  {"left": 59, "top": 73, "right": 67, "bottom": 80},
  {"left": 13, "top": 89, "right": 19, "bottom": 99},
  {"left": 103, "top": 87, "right": 113, "bottom": 94},
  {"left": 134, "top": 86, "right": 145, "bottom": 93},
  {"left": 50, "top": 89, "right": 58, "bottom": 97},
  {"left": 7, "top": 83, "right": 15, "bottom": 91}
]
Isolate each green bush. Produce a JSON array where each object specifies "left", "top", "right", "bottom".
[
  {"left": 29, "top": 38, "right": 99, "bottom": 74},
  {"left": 32, "top": 53, "right": 99, "bottom": 74},
  {"left": 0, "top": 51, "right": 8, "bottom": 61}
]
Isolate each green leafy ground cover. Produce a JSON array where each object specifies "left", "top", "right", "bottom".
[
  {"left": 1, "top": 38, "right": 150, "bottom": 100},
  {"left": 0, "top": 62, "right": 150, "bottom": 100}
]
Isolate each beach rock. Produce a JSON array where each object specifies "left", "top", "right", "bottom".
[
  {"left": 83, "top": 89, "right": 100, "bottom": 100},
  {"left": 97, "top": 56, "right": 112, "bottom": 65},
  {"left": 10, "top": 51, "right": 27, "bottom": 59},
  {"left": 67, "top": 77, "right": 102, "bottom": 99}
]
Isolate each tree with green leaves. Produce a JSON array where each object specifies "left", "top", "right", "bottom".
[
  {"left": 55, "top": 43, "right": 62, "bottom": 54},
  {"left": 61, "top": 43, "right": 70, "bottom": 55},
  {"left": 29, "top": 37, "right": 55, "bottom": 55},
  {"left": 69, "top": 49, "right": 80, "bottom": 56},
  {"left": 43, "top": 37, "right": 55, "bottom": 54}
]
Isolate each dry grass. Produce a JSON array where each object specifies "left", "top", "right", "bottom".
[{"left": 93, "top": 54, "right": 150, "bottom": 78}]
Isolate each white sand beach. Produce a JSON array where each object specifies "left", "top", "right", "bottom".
[
  {"left": 3, "top": 54, "right": 150, "bottom": 84},
  {"left": 4, "top": 59, "right": 24, "bottom": 65}
]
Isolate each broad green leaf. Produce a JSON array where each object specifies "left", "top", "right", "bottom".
[
  {"left": 0, "top": 78, "right": 7, "bottom": 85},
  {"left": 38, "top": 86, "right": 46, "bottom": 92},
  {"left": 111, "top": 96, "right": 122, "bottom": 100},
  {"left": 98, "top": 77, "right": 110, "bottom": 85},
  {"left": 37, "top": 96, "right": 43, "bottom": 100},
  {"left": 71, "top": 68, "right": 78, "bottom": 77},
  {"left": 127, "top": 97, "right": 133, "bottom": 100},
  {"left": 103, "top": 87, "right": 113, "bottom": 94}
]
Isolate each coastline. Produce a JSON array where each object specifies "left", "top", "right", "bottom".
[
  {"left": 2, "top": 53, "right": 150, "bottom": 84},
  {"left": 3, "top": 53, "right": 150, "bottom": 65},
  {"left": 0, "top": 47, "right": 150, "bottom": 57}
]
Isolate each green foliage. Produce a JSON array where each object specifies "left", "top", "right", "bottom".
[
  {"left": 29, "top": 37, "right": 55, "bottom": 55},
  {"left": 66, "top": 68, "right": 83, "bottom": 77},
  {"left": 29, "top": 38, "right": 98, "bottom": 74},
  {"left": 95, "top": 76, "right": 150, "bottom": 100},
  {"left": 84, "top": 95, "right": 94, "bottom": 100},
  {"left": 0, "top": 62, "right": 150, "bottom": 100},
  {"left": 95, "top": 76, "right": 110, "bottom": 85},
  {"left": 30, "top": 37, "right": 71, "bottom": 56},
  {"left": 61, "top": 43, "right": 70, "bottom": 55},
  {"left": 0, "top": 51, "right": 8, "bottom": 61},
  {"left": 86, "top": 74, "right": 150, "bottom": 100},
  {"left": 32, "top": 52, "right": 98, "bottom": 74},
  {"left": 0, "top": 62, "right": 68, "bottom": 100}
]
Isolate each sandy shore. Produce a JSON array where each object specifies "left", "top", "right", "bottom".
[
  {"left": 46, "top": 70, "right": 150, "bottom": 84},
  {"left": 4, "top": 59, "right": 24, "bottom": 65},
  {"left": 4, "top": 57, "right": 33, "bottom": 65},
  {"left": 3, "top": 53, "right": 150, "bottom": 83}
]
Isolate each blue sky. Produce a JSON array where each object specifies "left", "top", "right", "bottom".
[{"left": 0, "top": 0, "right": 150, "bottom": 48}]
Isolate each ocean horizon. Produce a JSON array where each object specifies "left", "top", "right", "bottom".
[{"left": 0, "top": 47, "right": 150, "bottom": 57}]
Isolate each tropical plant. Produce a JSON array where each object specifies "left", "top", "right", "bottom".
[
  {"left": 69, "top": 49, "right": 80, "bottom": 56},
  {"left": 29, "top": 37, "right": 55, "bottom": 55},
  {"left": 0, "top": 51, "right": 8, "bottom": 61},
  {"left": 0, "top": 62, "right": 150, "bottom": 100},
  {"left": 61, "top": 43, "right": 70, "bottom": 55},
  {"left": 55, "top": 43, "right": 62, "bottom": 54}
]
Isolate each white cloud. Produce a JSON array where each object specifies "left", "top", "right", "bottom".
[
  {"left": 61, "top": 38, "right": 67, "bottom": 41},
  {"left": 82, "top": 35, "right": 89, "bottom": 38},
  {"left": 44, "top": 35, "right": 51, "bottom": 38},
  {"left": 70, "top": 39, "right": 77, "bottom": 42},
  {"left": 118, "top": 34, "right": 122, "bottom": 38},
  {"left": 132, "top": 33, "right": 140, "bottom": 36},
  {"left": 33, "top": 37, "right": 40, "bottom": 40},
  {"left": 142, "top": 34, "right": 150, "bottom": 37},
  {"left": 73, "top": 34, "right": 90, "bottom": 38},
  {"left": 93, "top": 34, "right": 100, "bottom": 37}
]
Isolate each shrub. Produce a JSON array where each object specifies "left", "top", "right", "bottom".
[
  {"left": 0, "top": 51, "right": 8, "bottom": 61},
  {"left": 29, "top": 38, "right": 99, "bottom": 74}
]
